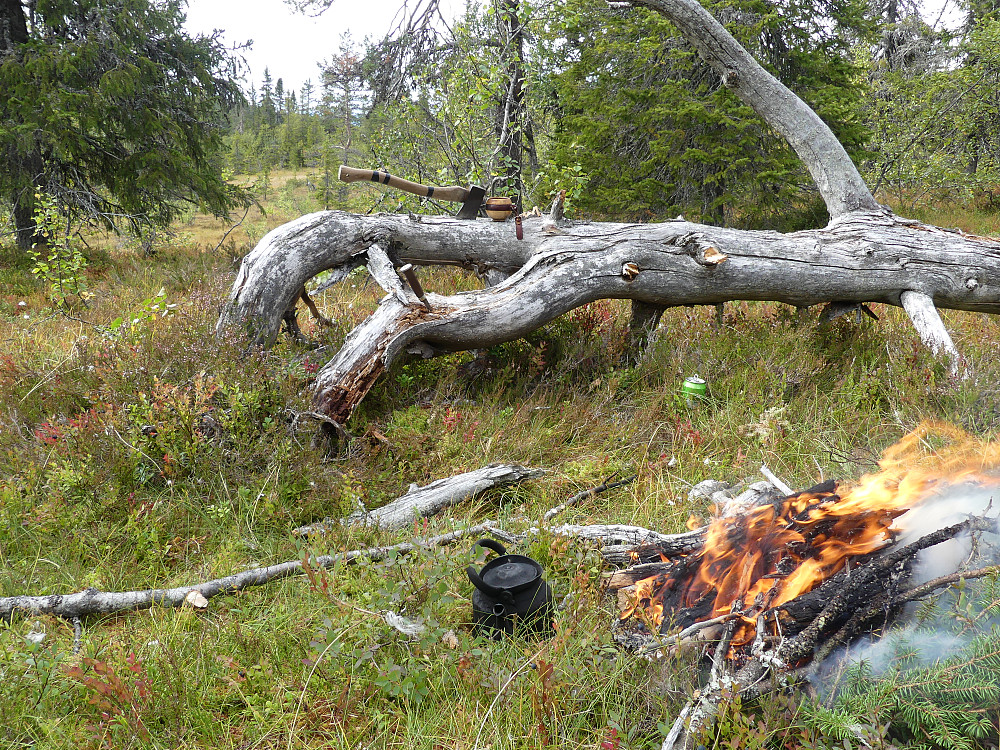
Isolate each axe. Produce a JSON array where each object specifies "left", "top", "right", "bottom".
[{"left": 338, "top": 166, "right": 486, "bottom": 220}]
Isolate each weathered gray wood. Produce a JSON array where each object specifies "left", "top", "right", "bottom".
[
  {"left": 0, "top": 524, "right": 500, "bottom": 622},
  {"left": 553, "top": 524, "right": 707, "bottom": 566},
  {"left": 629, "top": 300, "right": 668, "bottom": 355},
  {"left": 900, "top": 290, "right": 961, "bottom": 373},
  {"left": 297, "top": 464, "right": 544, "bottom": 533},
  {"left": 217, "top": 213, "right": 535, "bottom": 346},
  {"left": 299, "top": 211, "right": 1000, "bottom": 424},
  {"left": 219, "top": 209, "right": 1000, "bottom": 346}
]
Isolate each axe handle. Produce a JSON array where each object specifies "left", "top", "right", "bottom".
[{"left": 338, "top": 166, "right": 469, "bottom": 203}]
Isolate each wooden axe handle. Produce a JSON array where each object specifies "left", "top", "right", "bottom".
[{"left": 338, "top": 166, "right": 469, "bottom": 203}]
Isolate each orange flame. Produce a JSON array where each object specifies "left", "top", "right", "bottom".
[{"left": 626, "top": 422, "right": 1000, "bottom": 644}]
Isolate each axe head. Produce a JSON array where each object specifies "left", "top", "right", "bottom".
[{"left": 456, "top": 185, "right": 487, "bottom": 220}]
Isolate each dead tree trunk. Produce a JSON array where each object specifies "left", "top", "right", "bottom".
[{"left": 217, "top": 0, "right": 1000, "bottom": 430}]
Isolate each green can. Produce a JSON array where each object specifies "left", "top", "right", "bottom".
[{"left": 681, "top": 376, "right": 707, "bottom": 405}]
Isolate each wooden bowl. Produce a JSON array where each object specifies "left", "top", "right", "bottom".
[{"left": 484, "top": 196, "right": 514, "bottom": 221}]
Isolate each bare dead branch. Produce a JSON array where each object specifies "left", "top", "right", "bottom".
[
  {"left": 0, "top": 523, "right": 501, "bottom": 623},
  {"left": 543, "top": 473, "right": 637, "bottom": 521}
]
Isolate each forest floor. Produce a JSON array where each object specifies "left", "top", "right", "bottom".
[{"left": 2, "top": 172, "right": 999, "bottom": 749}]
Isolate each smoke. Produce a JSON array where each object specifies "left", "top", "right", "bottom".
[
  {"left": 895, "top": 480, "right": 1000, "bottom": 586},
  {"left": 811, "top": 479, "right": 1000, "bottom": 701},
  {"left": 809, "top": 625, "right": 976, "bottom": 702}
]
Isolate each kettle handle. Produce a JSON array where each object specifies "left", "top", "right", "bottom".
[
  {"left": 466, "top": 565, "right": 515, "bottom": 605},
  {"left": 474, "top": 538, "right": 507, "bottom": 557}
]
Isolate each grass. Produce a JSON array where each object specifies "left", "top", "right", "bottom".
[{"left": 1, "top": 175, "right": 999, "bottom": 749}]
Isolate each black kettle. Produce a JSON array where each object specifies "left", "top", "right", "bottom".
[{"left": 466, "top": 539, "right": 554, "bottom": 638}]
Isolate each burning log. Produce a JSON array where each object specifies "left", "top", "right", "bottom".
[{"left": 610, "top": 422, "right": 1000, "bottom": 750}]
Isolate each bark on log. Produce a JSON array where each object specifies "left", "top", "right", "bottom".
[{"left": 552, "top": 523, "right": 707, "bottom": 565}]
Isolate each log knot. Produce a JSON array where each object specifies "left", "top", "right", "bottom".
[{"left": 673, "top": 232, "right": 729, "bottom": 267}]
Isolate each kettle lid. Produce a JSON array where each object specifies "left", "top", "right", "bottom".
[{"left": 481, "top": 555, "right": 542, "bottom": 591}]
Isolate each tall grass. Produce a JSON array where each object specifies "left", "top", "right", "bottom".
[{"left": 1, "top": 176, "right": 998, "bottom": 748}]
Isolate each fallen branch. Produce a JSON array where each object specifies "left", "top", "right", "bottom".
[
  {"left": 543, "top": 473, "right": 638, "bottom": 521},
  {"left": 895, "top": 564, "right": 1000, "bottom": 604},
  {"left": 295, "top": 463, "right": 544, "bottom": 534},
  {"left": 0, "top": 523, "right": 500, "bottom": 623},
  {"left": 759, "top": 464, "right": 792, "bottom": 496},
  {"left": 552, "top": 523, "right": 706, "bottom": 566}
]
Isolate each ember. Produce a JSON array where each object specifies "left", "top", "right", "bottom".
[{"left": 623, "top": 422, "right": 1000, "bottom": 650}]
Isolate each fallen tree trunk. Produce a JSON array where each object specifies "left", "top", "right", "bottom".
[
  {"left": 216, "top": 0, "right": 1000, "bottom": 427},
  {"left": 234, "top": 211, "right": 997, "bottom": 427}
]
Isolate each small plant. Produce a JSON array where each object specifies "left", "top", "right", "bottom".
[
  {"left": 64, "top": 653, "right": 153, "bottom": 745},
  {"left": 107, "top": 287, "right": 177, "bottom": 339},
  {"left": 538, "top": 142, "right": 590, "bottom": 211},
  {"left": 29, "top": 192, "right": 90, "bottom": 307}
]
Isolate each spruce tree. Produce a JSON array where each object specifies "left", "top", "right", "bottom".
[
  {"left": 540, "top": 0, "right": 873, "bottom": 227},
  {"left": 0, "top": 0, "right": 251, "bottom": 252}
]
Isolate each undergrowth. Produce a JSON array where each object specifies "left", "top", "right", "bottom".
[{"left": 0, "top": 178, "right": 998, "bottom": 748}]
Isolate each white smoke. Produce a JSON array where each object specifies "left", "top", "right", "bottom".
[
  {"left": 810, "top": 625, "right": 976, "bottom": 702},
  {"left": 811, "top": 479, "right": 1000, "bottom": 700},
  {"left": 895, "top": 481, "right": 1000, "bottom": 586}
]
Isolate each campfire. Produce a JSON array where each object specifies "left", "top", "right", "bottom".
[
  {"left": 613, "top": 422, "right": 1000, "bottom": 748},
  {"left": 622, "top": 477, "right": 906, "bottom": 648}
]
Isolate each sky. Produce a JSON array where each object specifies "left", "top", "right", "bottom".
[
  {"left": 182, "top": 0, "right": 464, "bottom": 95},
  {"left": 183, "top": 0, "right": 966, "bottom": 96}
]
